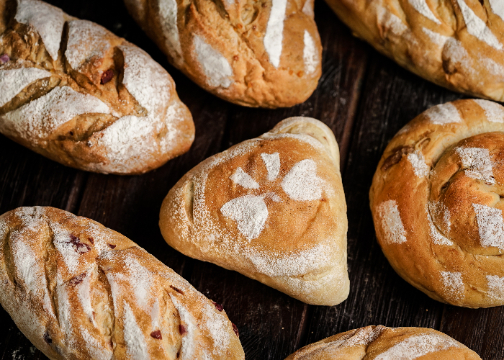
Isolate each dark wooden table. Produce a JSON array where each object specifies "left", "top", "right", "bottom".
[{"left": 1, "top": 0, "right": 502, "bottom": 359}]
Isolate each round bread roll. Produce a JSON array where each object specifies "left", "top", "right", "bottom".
[
  {"left": 160, "top": 117, "right": 349, "bottom": 306},
  {"left": 370, "top": 99, "right": 504, "bottom": 308},
  {"left": 285, "top": 325, "right": 481, "bottom": 359},
  {"left": 324, "top": 0, "right": 504, "bottom": 102},
  {"left": 0, "top": 207, "right": 244, "bottom": 360},
  {"left": 0, "top": 0, "right": 194, "bottom": 174},
  {"left": 123, "top": 0, "right": 322, "bottom": 108}
]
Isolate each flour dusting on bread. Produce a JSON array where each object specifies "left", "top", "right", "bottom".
[
  {"left": 15, "top": 0, "right": 65, "bottom": 60},
  {"left": 456, "top": 0, "right": 502, "bottom": 50},
  {"left": 193, "top": 35, "right": 233, "bottom": 88},
  {"left": 408, "top": 0, "right": 440, "bottom": 24},
  {"left": 264, "top": 0, "right": 287, "bottom": 68},
  {"left": 486, "top": 275, "right": 504, "bottom": 300},
  {"left": 374, "top": 333, "right": 461, "bottom": 360},
  {"left": 0, "top": 66, "right": 51, "bottom": 107},
  {"left": 424, "top": 103, "right": 462, "bottom": 124},
  {"left": 378, "top": 200, "right": 407, "bottom": 244},
  {"left": 303, "top": 31, "right": 318, "bottom": 75},
  {"left": 440, "top": 271, "right": 464, "bottom": 299},
  {"left": 475, "top": 99, "right": 504, "bottom": 123},
  {"left": 473, "top": 203, "right": 504, "bottom": 250},
  {"left": 66, "top": 20, "right": 112, "bottom": 70},
  {"left": 3, "top": 86, "right": 110, "bottom": 140}
]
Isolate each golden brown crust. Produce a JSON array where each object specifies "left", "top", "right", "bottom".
[
  {"left": 370, "top": 99, "right": 504, "bottom": 308},
  {"left": 324, "top": 0, "right": 504, "bottom": 102},
  {"left": 284, "top": 325, "right": 481, "bottom": 360},
  {"left": 160, "top": 117, "right": 349, "bottom": 305},
  {"left": 0, "top": 0, "right": 194, "bottom": 174},
  {"left": 0, "top": 207, "right": 244, "bottom": 360},
  {"left": 124, "top": 0, "right": 322, "bottom": 108}
]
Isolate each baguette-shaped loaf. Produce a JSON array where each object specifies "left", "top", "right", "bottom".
[
  {"left": 324, "top": 0, "right": 504, "bottom": 102},
  {"left": 123, "top": 0, "right": 322, "bottom": 108},
  {"left": 160, "top": 117, "right": 349, "bottom": 305},
  {"left": 0, "top": 207, "right": 244, "bottom": 360},
  {"left": 285, "top": 325, "right": 481, "bottom": 359},
  {"left": 0, "top": 0, "right": 195, "bottom": 174}
]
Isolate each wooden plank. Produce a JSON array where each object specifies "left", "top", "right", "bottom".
[
  {"left": 188, "top": 3, "right": 369, "bottom": 359},
  {"left": 300, "top": 50, "right": 464, "bottom": 352},
  {"left": 439, "top": 301, "right": 504, "bottom": 358}
]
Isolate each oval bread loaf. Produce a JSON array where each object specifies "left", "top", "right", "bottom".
[
  {"left": 124, "top": 0, "right": 322, "bottom": 108},
  {"left": 285, "top": 325, "right": 481, "bottom": 359},
  {"left": 0, "top": 0, "right": 195, "bottom": 174},
  {"left": 324, "top": 0, "right": 504, "bottom": 102},
  {"left": 0, "top": 207, "right": 244, "bottom": 360}
]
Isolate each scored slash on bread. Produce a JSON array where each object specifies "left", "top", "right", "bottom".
[
  {"left": 123, "top": 0, "right": 322, "bottom": 108},
  {"left": 160, "top": 117, "right": 349, "bottom": 306},
  {"left": 370, "top": 99, "right": 504, "bottom": 308},
  {"left": 0, "top": 0, "right": 195, "bottom": 174},
  {"left": 284, "top": 325, "right": 481, "bottom": 359},
  {"left": 0, "top": 207, "right": 244, "bottom": 360}
]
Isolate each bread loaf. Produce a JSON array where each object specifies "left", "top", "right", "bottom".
[
  {"left": 160, "top": 117, "right": 349, "bottom": 305},
  {"left": 0, "top": 207, "right": 244, "bottom": 359},
  {"left": 371, "top": 99, "right": 504, "bottom": 308},
  {"left": 324, "top": 0, "right": 504, "bottom": 102},
  {"left": 285, "top": 325, "right": 481, "bottom": 359},
  {"left": 0, "top": 0, "right": 195, "bottom": 174},
  {"left": 123, "top": 0, "right": 322, "bottom": 108}
]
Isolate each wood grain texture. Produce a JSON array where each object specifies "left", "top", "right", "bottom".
[{"left": 0, "top": 0, "right": 501, "bottom": 359}]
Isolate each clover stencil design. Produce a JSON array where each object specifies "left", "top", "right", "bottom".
[{"left": 220, "top": 152, "right": 323, "bottom": 241}]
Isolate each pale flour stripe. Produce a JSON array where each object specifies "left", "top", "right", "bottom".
[
  {"left": 474, "top": 99, "right": 504, "bottom": 123},
  {"left": 456, "top": 0, "right": 503, "bottom": 50},
  {"left": 264, "top": 0, "right": 288, "bottom": 68},
  {"left": 303, "top": 30, "right": 318, "bottom": 74},
  {"left": 377, "top": 200, "right": 407, "bottom": 244},
  {"left": 193, "top": 34, "right": 233, "bottom": 88},
  {"left": 123, "top": 302, "right": 149, "bottom": 360},
  {"left": 374, "top": 334, "right": 461, "bottom": 359},
  {"left": 473, "top": 203, "right": 504, "bottom": 250},
  {"left": 441, "top": 271, "right": 464, "bottom": 299},
  {"left": 424, "top": 103, "right": 462, "bottom": 124},
  {"left": 15, "top": 0, "right": 65, "bottom": 60},
  {"left": 0, "top": 67, "right": 51, "bottom": 107},
  {"left": 407, "top": 151, "right": 430, "bottom": 177},
  {"left": 489, "top": 0, "right": 504, "bottom": 21},
  {"left": 408, "top": 0, "right": 441, "bottom": 24},
  {"left": 487, "top": 275, "right": 504, "bottom": 300},
  {"left": 230, "top": 167, "right": 260, "bottom": 189},
  {"left": 2, "top": 86, "right": 110, "bottom": 140},
  {"left": 261, "top": 153, "right": 280, "bottom": 181},
  {"left": 456, "top": 147, "right": 495, "bottom": 184}
]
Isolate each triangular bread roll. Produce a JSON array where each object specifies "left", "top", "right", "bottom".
[{"left": 160, "top": 117, "right": 349, "bottom": 305}]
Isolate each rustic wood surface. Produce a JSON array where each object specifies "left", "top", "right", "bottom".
[{"left": 0, "top": 0, "right": 501, "bottom": 359}]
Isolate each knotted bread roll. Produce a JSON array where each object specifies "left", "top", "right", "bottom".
[
  {"left": 285, "top": 325, "right": 481, "bottom": 359},
  {"left": 160, "top": 117, "right": 349, "bottom": 306},
  {"left": 371, "top": 99, "right": 504, "bottom": 308},
  {"left": 324, "top": 0, "right": 504, "bottom": 102},
  {"left": 0, "top": 0, "right": 194, "bottom": 174},
  {"left": 123, "top": 0, "right": 322, "bottom": 108},
  {"left": 0, "top": 207, "right": 244, "bottom": 360}
]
